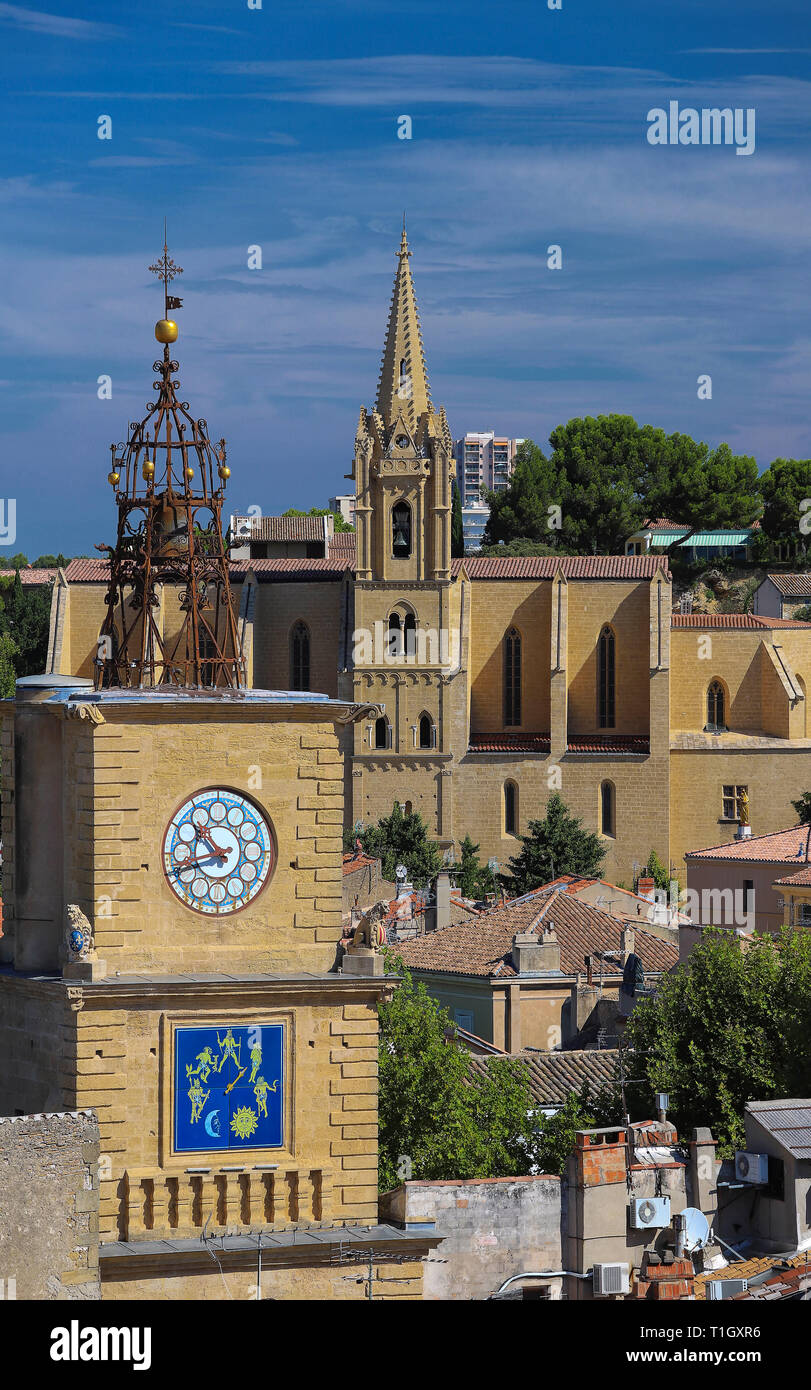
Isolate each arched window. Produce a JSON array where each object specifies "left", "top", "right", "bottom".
[
  {"left": 598, "top": 625, "right": 615, "bottom": 728},
  {"left": 705, "top": 680, "right": 726, "bottom": 732},
  {"left": 600, "top": 780, "right": 615, "bottom": 838},
  {"left": 404, "top": 800, "right": 413, "bottom": 816},
  {"left": 387, "top": 612, "right": 403, "bottom": 659},
  {"left": 504, "top": 780, "right": 518, "bottom": 835},
  {"left": 391, "top": 500, "right": 412, "bottom": 558},
  {"left": 403, "top": 611, "right": 417, "bottom": 658},
  {"left": 374, "top": 715, "right": 390, "bottom": 750},
  {"left": 504, "top": 627, "right": 521, "bottom": 726},
  {"left": 419, "top": 713, "right": 435, "bottom": 749},
  {"left": 290, "top": 621, "right": 310, "bottom": 691}
]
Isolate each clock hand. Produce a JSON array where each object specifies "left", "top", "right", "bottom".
[
  {"left": 224, "top": 1066, "right": 247, "bottom": 1094},
  {"left": 170, "top": 854, "right": 228, "bottom": 873}
]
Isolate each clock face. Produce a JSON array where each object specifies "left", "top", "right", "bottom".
[{"left": 163, "top": 788, "right": 275, "bottom": 916}]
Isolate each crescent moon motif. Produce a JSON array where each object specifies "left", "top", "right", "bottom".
[{"left": 204, "top": 1109, "right": 221, "bottom": 1138}]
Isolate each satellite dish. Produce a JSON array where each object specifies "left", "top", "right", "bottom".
[
  {"left": 681, "top": 1208, "right": 710, "bottom": 1252},
  {"left": 396, "top": 864, "right": 408, "bottom": 881}
]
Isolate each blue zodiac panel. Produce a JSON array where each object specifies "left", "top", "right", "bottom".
[{"left": 174, "top": 1023, "right": 284, "bottom": 1153}]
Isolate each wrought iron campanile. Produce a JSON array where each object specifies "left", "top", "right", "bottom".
[{"left": 95, "top": 234, "right": 245, "bottom": 689}]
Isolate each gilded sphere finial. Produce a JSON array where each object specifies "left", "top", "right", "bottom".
[
  {"left": 108, "top": 470, "right": 120, "bottom": 487},
  {"left": 155, "top": 318, "right": 178, "bottom": 344}
]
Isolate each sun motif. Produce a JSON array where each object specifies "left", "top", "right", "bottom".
[{"left": 231, "top": 1106, "right": 258, "bottom": 1141}]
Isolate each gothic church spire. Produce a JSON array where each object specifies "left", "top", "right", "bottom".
[{"left": 375, "top": 221, "right": 433, "bottom": 434}]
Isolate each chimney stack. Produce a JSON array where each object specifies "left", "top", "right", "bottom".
[
  {"left": 434, "top": 869, "right": 451, "bottom": 932},
  {"left": 512, "top": 924, "right": 560, "bottom": 974},
  {"left": 620, "top": 926, "right": 635, "bottom": 964}
]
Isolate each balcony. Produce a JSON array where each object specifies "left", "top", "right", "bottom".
[{"left": 110, "top": 1165, "right": 333, "bottom": 1240}]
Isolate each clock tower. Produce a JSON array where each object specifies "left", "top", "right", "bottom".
[{"left": 0, "top": 244, "right": 438, "bottom": 1299}]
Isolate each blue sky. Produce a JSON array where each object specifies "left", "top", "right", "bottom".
[{"left": 1, "top": 0, "right": 810, "bottom": 557}]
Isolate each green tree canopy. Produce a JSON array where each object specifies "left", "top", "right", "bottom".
[
  {"left": 451, "top": 834, "right": 496, "bottom": 900},
  {"left": 347, "top": 802, "right": 442, "bottom": 890},
  {"left": 451, "top": 479, "right": 465, "bottom": 558},
  {"left": 758, "top": 457, "right": 811, "bottom": 549},
  {"left": 501, "top": 793, "right": 606, "bottom": 895},
  {"left": 0, "top": 572, "right": 51, "bottom": 679},
  {"left": 281, "top": 506, "right": 354, "bottom": 533},
  {"left": 378, "top": 960, "right": 536, "bottom": 1189},
  {"left": 482, "top": 419, "right": 761, "bottom": 554},
  {"left": 790, "top": 791, "right": 811, "bottom": 825},
  {"left": 378, "top": 960, "right": 603, "bottom": 1188},
  {"left": 31, "top": 553, "right": 69, "bottom": 568},
  {"left": 626, "top": 927, "right": 811, "bottom": 1152},
  {"left": 482, "top": 439, "right": 563, "bottom": 547}
]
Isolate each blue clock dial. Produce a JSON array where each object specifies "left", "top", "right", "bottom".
[{"left": 163, "top": 788, "right": 274, "bottom": 915}]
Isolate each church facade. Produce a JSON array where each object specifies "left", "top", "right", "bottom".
[{"left": 48, "top": 230, "right": 811, "bottom": 887}]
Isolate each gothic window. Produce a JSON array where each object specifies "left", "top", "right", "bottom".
[
  {"left": 404, "top": 612, "right": 416, "bottom": 658},
  {"left": 600, "top": 780, "right": 615, "bottom": 837},
  {"left": 598, "top": 626, "right": 615, "bottom": 728},
  {"left": 504, "top": 780, "right": 518, "bottom": 835},
  {"left": 504, "top": 627, "right": 521, "bottom": 726},
  {"left": 706, "top": 680, "right": 726, "bottom": 732},
  {"left": 374, "top": 715, "right": 390, "bottom": 750},
  {"left": 419, "top": 714, "right": 435, "bottom": 749},
  {"left": 387, "top": 612, "right": 403, "bottom": 659},
  {"left": 290, "top": 621, "right": 310, "bottom": 691},
  {"left": 392, "top": 501, "right": 412, "bottom": 558}
]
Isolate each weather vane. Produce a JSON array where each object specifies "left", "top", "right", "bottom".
[{"left": 148, "top": 219, "right": 184, "bottom": 319}]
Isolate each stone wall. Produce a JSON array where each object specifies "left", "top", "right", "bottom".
[
  {"left": 379, "top": 1176, "right": 563, "bottom": 1300},
  {"left": 0, "top": 1110, "right": 100, "bottom": 1300}
]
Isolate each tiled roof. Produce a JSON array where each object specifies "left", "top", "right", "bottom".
[
  {"left": 453, "top": 555, "right": 669, "bottom": 580},
  {"left": 247, "top": 516, "right": 327, "bottom": 542},
  {"left": 0, "top": 567, "right": 58, "bottom": 585},
  {"left": 468, "top": 733, "right": 551, "bottom": 753},
  {"left": 64, "top": 558, "right": 109, "bottom": 582},
  {"left": 63, "top": 556, "right": 355, "bottom": 585},
  {"left": 342, "top": 851, "right": 379, "bottom": 876},
  {"left": 567, "top": 735, "right": 650, "bottom": 754},
  {"left": 747, "top": 1099, "right": 811, "bottom": 1159},
  {"left": 671, "top": 613, "right": 811, "bottom": 629},
  {"left": 695, "top": 1252, "right": 810, "bottom": 1300},
  {"left": 642, "top": 518, "right": 688, "bottom": 533},
  {"left": 736, "top": 1263, "right": 811, "bottom": 1301},
  {"left": 396, "top": 887, "right": 678, "bottom": 979},
  {"left": 764, "top": 573, "right": 811, "bottom": 597},
  {"left": 775, "top": 864, "right": 811, "bottom": 886},
  {"left": 469, "top": 1048, "right": 619, "bottom": 1105},
  {"left": 328, "top": 532, "right": 356, "bottom": 553},
  {"left": 686, "top": 824, "right": 811, "bottom": 865}
]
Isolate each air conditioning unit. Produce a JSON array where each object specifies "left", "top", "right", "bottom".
[
  {"left": 706, "top": 1278, "right": 748, "bottom": 1301},
  {"left": 593, "top": 1262, "right": 630, "bottom": 1296},
  {"left": 631, "top": 1196, "right": 671, "bottom": 1229},
  {"left": 734, "top": 1151, "right": 769, "bottom": 1185}
]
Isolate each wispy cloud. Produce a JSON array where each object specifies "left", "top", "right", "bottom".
[{"left": 0, "top": 3, "right": 118, "bottom": 39}]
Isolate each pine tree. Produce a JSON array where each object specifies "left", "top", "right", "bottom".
[
  {"left": 351, "top": 802, "right": 442, "bottom": 890},
  {"left": 451, "top": 479, "right": 465, "bottom": 558},
  {"left": 501, "top": 793, "right": 606, "bottom": 895},
  {"left": 452, "top": 834, "right": 496, "bottom": 900}
]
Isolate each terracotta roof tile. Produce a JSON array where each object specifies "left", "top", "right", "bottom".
[
  {"left": 246, "top": 516, "right": 327, "bottom": 542},
  {"left": 686, "top": 824, "right": 811, "bottom": 864},
  {"left": 453, "top": 555, "right": 669, "bottom": 580},
  {"left": 765, "top": 573, "right": 811, "bottom": 597},
  {"left": 567, "top": 735, "right": 649, "bottom": 754},
  {"left": 328, "top": 532, "right": 356, "bottom": 553},
  {"left": 397, "top": 887, "right": 677, "bottom": 978},
  {"left": 468, "top": 733, "right": 551, "bottom": 753},
  {"left": 469, "top": 1048, "right": 619, "bottom": 1105},
  {"left": 671, "top": 612, "right": 811, "bottom": 629},
  {"left": 64, "top": 558, "right": 109, "bottom": 582},
  {"left": 0, "top": 567, "right": 57, "bottom": 585},
  {"left": 695, "top": 1253, "right": 810, "bottom": 1300},
  {"left": 63, "top": 556, "right": 354, "bottom": 585}
]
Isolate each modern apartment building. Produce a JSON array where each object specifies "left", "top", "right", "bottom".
[{"left": 455, "top": 432, "right": 523, "bottom": 550}]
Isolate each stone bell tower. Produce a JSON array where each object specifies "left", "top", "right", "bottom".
[
  {"left": 353, "top": 223, "right": 454, "bottom": 585},
  {"left": 348, "top": 226, "right": 462, "bottom": 845}
]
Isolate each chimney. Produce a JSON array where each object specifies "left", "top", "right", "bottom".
[
  {"left": 434, "top": 870, "right": 451, "bottom": 932},
  {"left": 637, "top": 877, "right": 655, "bottom": 901},
  {"left": 620, "top": 926, "right": 635, "bottom": 965},
  {"left": 512, "top": 924, "right": 560, "bottom": 974}
]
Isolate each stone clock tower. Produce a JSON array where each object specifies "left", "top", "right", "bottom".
[{"left": 0, "top": 247, "right": 438, "bottom": 1300}]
